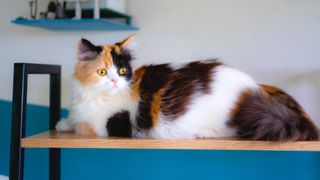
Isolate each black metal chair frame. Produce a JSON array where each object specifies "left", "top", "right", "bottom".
[{"left": 10, "top": 63, "right": 61, "bottom": 180}]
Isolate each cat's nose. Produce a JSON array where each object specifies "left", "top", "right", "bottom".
[{"left": 111, "top": 79, "right": 118, "bottom": 84}]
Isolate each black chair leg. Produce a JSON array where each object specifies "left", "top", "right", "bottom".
[
  {"left": 10, "top": 64, "right": 28, "bottom": 180},
  {"left": 49, "top": 149, "right": 61, "bottom": 180},
  {"left": 49, "top": 73, "right": 61, "bottom": 180}
]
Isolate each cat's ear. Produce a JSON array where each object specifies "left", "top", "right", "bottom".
[
  {"left": 77, "top": 38, "right": 102, "bottom": 61},
  {"left": 117, "top": 34, "right": 135, "bottom": 49}
]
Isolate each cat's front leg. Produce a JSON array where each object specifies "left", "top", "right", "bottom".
[
  {"left": 74, "top": 122, "right": 99, "bottom": 136},
  {"left": 71, "top": 121, "right": 107, "bottom": 137},
  {"left": 57, "top": 118, "right": 108, "bottom": 137}
]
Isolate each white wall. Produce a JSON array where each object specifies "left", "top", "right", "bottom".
[{"left": 1, "top": 0, "right": 320, "bottom": 125}]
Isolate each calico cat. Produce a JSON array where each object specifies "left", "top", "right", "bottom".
[{"left": 56, "top": 35, "right": 319, "bottom": 141}]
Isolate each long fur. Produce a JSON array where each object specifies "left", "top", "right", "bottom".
[
  {"left": 56, "top": 38, "right": 134, "bottom": 137},
  {"left": 228, "top": 86, "right": 319, "bottom": 141},
  {"left": 132, "top": 63, "right": 259, "bottom": 139}
]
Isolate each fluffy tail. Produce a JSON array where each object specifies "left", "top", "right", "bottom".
[{"left": 229, "top": 84, "right": 319, "bottom": 141}]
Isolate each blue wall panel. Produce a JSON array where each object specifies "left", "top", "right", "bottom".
[{"left": 1, "top": 100, "right": 319, "bottom": 180}]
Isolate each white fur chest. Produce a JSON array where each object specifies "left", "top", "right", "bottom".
[{"left": 68, "top": 80, "right": 133, "bottom": 136}]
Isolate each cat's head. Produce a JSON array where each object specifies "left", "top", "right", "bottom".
[{"left": 74, "top": 35, "right": 134, "bottom": 95}]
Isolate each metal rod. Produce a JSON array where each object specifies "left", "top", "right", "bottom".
[
  {"left": 49, "top": 69, "right": 61, "bottom": 180},
  {"left": 9, "top": 64, "right": 28, "bottom": 180}
]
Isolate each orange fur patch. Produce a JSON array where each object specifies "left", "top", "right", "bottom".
[
  {"left": 75, "top": 122, "right": 97, "bottom": 136},
  {"left": 259, "top": 84, "right": 282, "bottom": 96},
  {"left": 150, "top": 88, "right": 163, "bottom": 125},
  {"left": 131, "top": 66, "right": 146, "bottom": 101},
  {"left": 133, "top": 66, "right": 146, "bottom": 81},
  {"left": 113, "top": 45, "right": 121, "bottom": 54},
  {"left": 102, "top": 45, "right": 114, "bottom": 68},
  {"left": 74, "top": 45, "right": 116, "bottom": 85},
  {"left": 118, "top": 34, "right": 135, "bottom": 48},
  {"left": 74, "top": 58, "right": 105, "bottom": 84}
]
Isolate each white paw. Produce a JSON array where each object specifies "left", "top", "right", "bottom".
[
  {"left": 56, "top": 119, "right": 73, "bottom": 132},
  {"left": 95, "top": 127, "right": 108, "bottom": 137}
]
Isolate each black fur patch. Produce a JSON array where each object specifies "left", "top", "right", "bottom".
[
  {"left": 136, "top": 64, "right": 173, "bottom": 129},
  {"left": 106, "top": 111, "right": 132, "bottom": 137},
  {"left": 111, "top": 48, "right": 133, "bottom": 80},
  {"left": 162, "top": 60, "right": 221, "bottom": 120}
]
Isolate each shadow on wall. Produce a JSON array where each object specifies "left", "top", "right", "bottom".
[{"left": 0, "top": 100, "right": 320, "bottom": 180}]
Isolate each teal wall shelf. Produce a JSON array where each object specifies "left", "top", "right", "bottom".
[{"left": 11, "top": 19, "right": 139, "bottom": 31}]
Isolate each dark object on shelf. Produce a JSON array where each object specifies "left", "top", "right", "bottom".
[
  {"left": 40, "top": 12, "right": 47, "bottom": 19},
  {"left": 65, "top": 8, "right": 132, "bottom": 25},
  {"left": 56, "top": 1, "right": 66, "bottom": 19},
  {"left": 15, "top": 17, "right": 27, "bottom": 21},
  {"left": 9, "top": 63, "right": 61, "bottom": 180},
  {"left": 29, "top": 0, "right": 38, "bottom": 19},
  {"left": 47, "top": 1, "right": 57, "bottom": 19}
]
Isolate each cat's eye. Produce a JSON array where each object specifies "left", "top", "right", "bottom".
[
  {"left": 97, "top": 68, "right": 107, "bottom": 76},
  {"left": 119, "top": 67, "right": 127, "bottom": 75}
]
